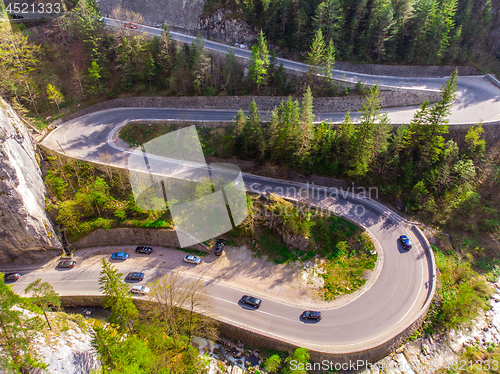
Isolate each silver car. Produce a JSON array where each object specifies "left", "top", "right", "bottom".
[
  {"left": 131, "top": 285, "right": 149, "bottom": 295},
  {"left": 183, "top": 255, "right": 201, "bottom": 264}
]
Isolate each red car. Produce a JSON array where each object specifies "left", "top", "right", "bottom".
[{"left": 124, "top": 22, "right": 137, "bottom": 29}]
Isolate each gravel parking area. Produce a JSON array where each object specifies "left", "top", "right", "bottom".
[{"left": 67, "top": 244, "right": 356, "bottom": 308}]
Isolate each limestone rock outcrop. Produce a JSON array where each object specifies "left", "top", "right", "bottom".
[{"left": 0, "top": 98, "right": 61, "bottom": 262}]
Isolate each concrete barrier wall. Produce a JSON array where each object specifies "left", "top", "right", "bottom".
[{"left": 486, "top": 74, "right": 500, "bottom": 90}]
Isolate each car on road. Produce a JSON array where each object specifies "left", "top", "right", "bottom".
[
  {"left": 111, "top": 252, "right": 129, "bottom": 260},
  {"left": 135, "top": 246, "right": 153, "bottom": 254},
  {"left": 11, "top": 14, "right": 24, "bottom": 19},
  {"left": 124, "top": 22, "right": 137, "bottom": 29},
  {"left": 125, "top": 272, "right": 145, "bottom": 281},
  {"left": 240, "top": 295, "right": 261, "bottom": 308},
  {"left": 400, "top": 235, "right": 412, "bottom": 250},
  {"left": 214, "top": 238, "right": 225, "bottom": 256},
  {"left": 3, "top": 272, "right": 20, "bottom": 282},
  {"left": 301, "top": 310, "right": 322, "bottom": 321},
  {"left": 57, "top": 260, "right": 76, "bottom": 269},
  {"left": 131, "top": 285, "right": 150, "bottom": 295},
  {"left": 183, "top": 255, "right": 201, "bottom": 264}
]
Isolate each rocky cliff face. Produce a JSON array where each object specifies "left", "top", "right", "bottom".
[
  {"left": 0, "top": 98, "right": 61, "bottom": 262},
  {"left": 198, "top": 9, "right": 257, "bottom": 45},
  {"left": 98, "top": 0, "right": 205, "bottom": 28}
]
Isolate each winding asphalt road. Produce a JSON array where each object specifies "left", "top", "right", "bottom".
[
  {"left": 11, "top": 21, "right": 500, "bottom": 354},
  {"left": 104, "top": 17, "right": 500, "bottom": 125},
  {"left": 25, "top": 106, "right": 435, "bottom": 353}
]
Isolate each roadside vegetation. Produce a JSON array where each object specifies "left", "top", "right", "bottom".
[
  {"left": 94, "top": 260, "right": 214, "bottom": 373},
  {"left": 0, "top": 273, "right": 63, "bottom": 372},
  {"left": 412, "top": 245, "right": 493, "bottom": 337},
  {"left": 43, "top": 152, "right": 173, "bottom": 242}
]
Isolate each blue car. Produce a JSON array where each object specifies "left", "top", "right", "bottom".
[
  {"left": 400, "top": 235, "right": 412, "bottom": 250},
  {"left": 111, "top": 252, "right": 129, "bottom": 260}
]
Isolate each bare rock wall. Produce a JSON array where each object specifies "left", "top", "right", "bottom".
[{"left": 0, "top": 99, "right": 61, "bottom": 262}]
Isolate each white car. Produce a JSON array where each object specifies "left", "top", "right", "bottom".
[
  {"left": 131, "top": 285, "right": 149, "bottom": 295},
  {"left": 183, "top": 255, "right": 201, "bottom": 264}
]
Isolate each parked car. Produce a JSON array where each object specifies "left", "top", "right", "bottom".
[
  {"left": 301, "top": 310, "right": 322, "bottom": 321},
  {"left": 183, "top": 255, "right": 201, "bottom": 264},
  {"left": 3, "top": 272, "right": 20, "bottom": 282},
  {"left": 131, "top": 285, "right": 150, "bottom": 295},
  {"left": 214, "top": 238, "right": 225, "bottom": 256},
  {"left": 11, "top": 14, "right": 24, "bottom": 19},
  {"left": 400, "top": 235, "right": 412, "bottom": 250},
  {"left": 57, "top": 260, "right": 76, "bottom": 269},
  {"left": 123, "top": 22, "right": 137, "bottom": 29},
  {"left": 240, "top": 295, "right": 261, "bottom": 308},
  {"left": 111, "top": 252, "right": 129, "bottom": 260},
  {"left": 125, "top": 272, "right": 145, "bottom": 281},
  {"left": 135, "top": 246, "right": 153, "bottom": 254}
]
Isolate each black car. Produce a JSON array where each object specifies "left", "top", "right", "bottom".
[
  {"left": 125, "top": 272, "right": 145, "bottom": 281},
  {"left": 4, "top": 273, "right": 20, "bottom": 282},
  {"left": 135, "top": 246, "right": 153, "bottom": 254},
  {"left": 214, "top": 238, "right": 225, "bottom": 256},
  {"left": 11, "top": 14, "right": 24, "bottom": 19},
  {"left": 400, "top": 235, "right": 412, "bottom": 250},
  {"left": 57, "top": 260, "right": 76, "bottom": 269},
  {"left": 240, "top": 295, "right": 261, "bottom": 308},
  {"left": 301, "top": 310, "right": 322, "bottom": 321}
]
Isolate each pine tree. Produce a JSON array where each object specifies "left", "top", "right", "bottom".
[
  {"left": 404, "top": 70, "right": 458, "bottom": 167},
  {"left": 98, "top": 259, "right": 138, "bottom": 334},
  {"left": 191, "top": 34, "right": 211, "bottom": 95},
  {"left": 307, "top": 29, "right": 326, "bottom": 75},
  {"left": 295, "top": 86, "right": 315, "bottom": 165},
  {"left": 223, "top": 48, "right": 239, "bottom": 95},
  {"left": 248, "top": 30, "right": 270, "bottom": 92},
  {"left": 323, "top": 39, "right": 336, "bottom": 79},
  {"left": 313, "top": 0, "right": 345, "bottom": 46},
  {"left": 366, "top": 0, "right": 395, "bottom": 61},
  {"left": 243, "top": 100, "right": 265, "bottom": 159},
  {"left": 464, "top": 123, "right": 485, "bottom": 159},
  {"left": 46, "top": 84, "right": 64, "bottom": 112},
  {"left": 87, "top": 60, "right": 102, "bottom": 93},
  {"left": 348, "top": 85, "right": 391, "bottom": 178}
]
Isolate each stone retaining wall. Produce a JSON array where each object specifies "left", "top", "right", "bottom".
[
  {"left": 70, "top": 228, "right": 210, "bottom": 252},
  {"left": 333, "top": 61, "right": 480, "bottom": 78},
  {"left": 62, "top": 91, "right": 439, "bottom": 124}
]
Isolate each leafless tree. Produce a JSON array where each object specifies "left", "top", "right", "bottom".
[{"left": 148, "top": 272, "right": 217, "bottom": 342}]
